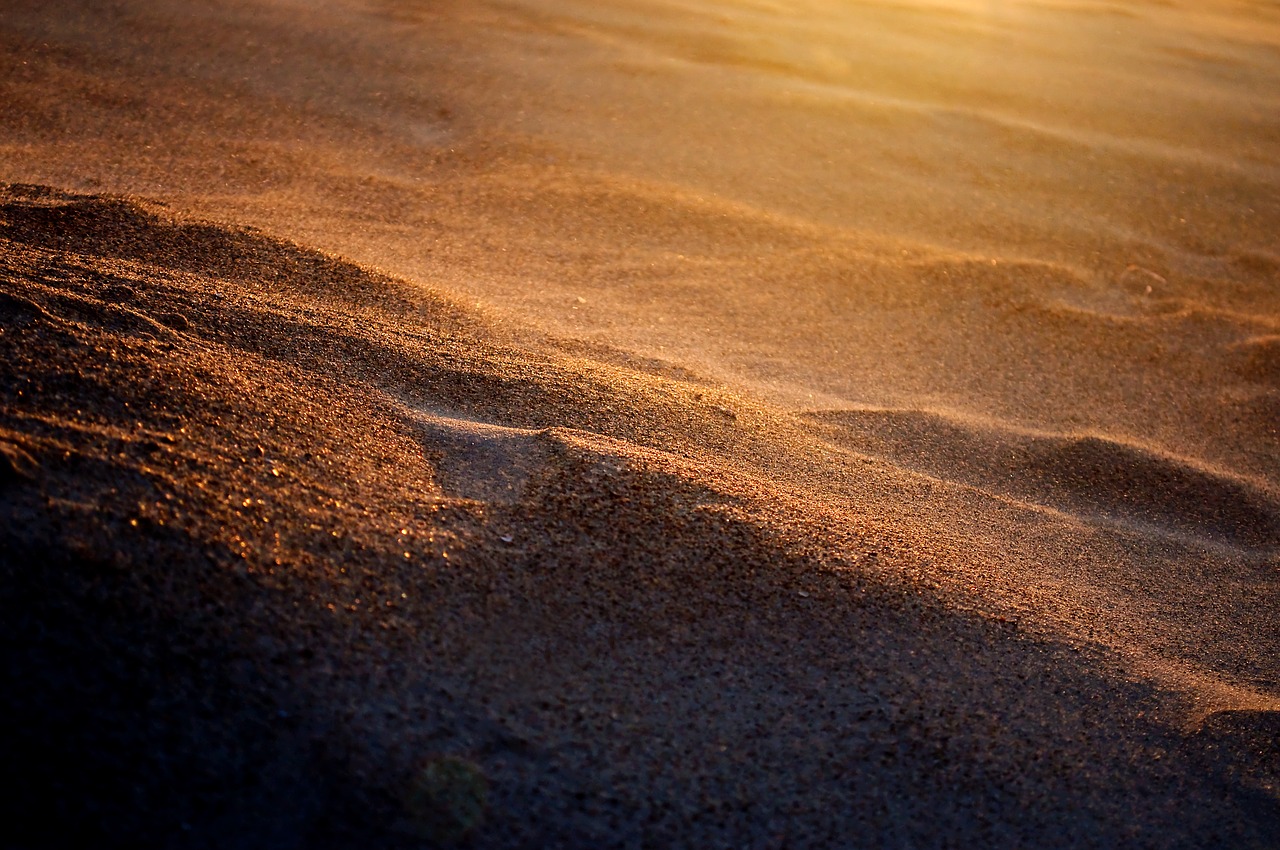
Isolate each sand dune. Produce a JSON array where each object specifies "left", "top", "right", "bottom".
[
  {"left": 2, "top": 0, "right": 1279, "bottom": 845},
  {"left": 805, "top": 406, "right": 1280, "bottom": 547},
  {"left": 3, "top": 181, "right": 1277, "bottom": 847}
]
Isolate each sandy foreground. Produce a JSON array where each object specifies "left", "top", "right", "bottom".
[{"left": 1, "top": 0, "right": 1278, "bottom": 846}]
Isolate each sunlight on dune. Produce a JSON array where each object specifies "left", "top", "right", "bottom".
[{"left": 3, "top": 0, "right": 1280, "bottom": 843}]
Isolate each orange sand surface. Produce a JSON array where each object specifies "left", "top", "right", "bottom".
[{"left": 1, "top": 0, "right": 1278, "bottom": 845}]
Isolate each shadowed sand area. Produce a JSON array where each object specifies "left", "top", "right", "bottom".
[{"left": 1, "top": 0, "right": 1279, "bottom": 846}]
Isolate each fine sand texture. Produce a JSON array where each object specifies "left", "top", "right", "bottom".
[{"left": 2, "top": 0, "right": 1279, "bottom": 847}]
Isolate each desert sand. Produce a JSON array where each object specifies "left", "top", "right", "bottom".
[{"left": 1, "top": 0, "right": 1278, "bottom": 846}]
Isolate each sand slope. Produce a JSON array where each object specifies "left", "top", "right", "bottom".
[
  {"left": 2, "top": 0, "right": 1280, "bottom": 845},
  {"left": 2, "top": 185, "right": 1278, "bottom": 847}
]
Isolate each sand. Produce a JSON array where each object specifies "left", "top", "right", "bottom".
[{"left": 1, "top": 0, "right": 1278, "bottom": 846}]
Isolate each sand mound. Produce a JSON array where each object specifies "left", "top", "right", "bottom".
[
  {"left": 4, "top": 186, "right": 1279, "bottom": 846},
  {"left": 805, "top": 407, "right": 1280, "bottom": 547}
]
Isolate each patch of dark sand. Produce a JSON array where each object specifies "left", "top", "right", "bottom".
[
  {"left": 3, "top": 186, "right": 1278, "bottom": 848},
  {"left": 1194, "top": 710, "right": 1280, "bottom": 802}
]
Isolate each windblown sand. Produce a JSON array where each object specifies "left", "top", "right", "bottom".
[{"left": 1, "top": 0, "right": 1278, "bottom": 846}]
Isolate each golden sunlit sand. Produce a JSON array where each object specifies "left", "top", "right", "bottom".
[{"left": 1, "top": 0, "right": 1278, "bottom": 845}]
